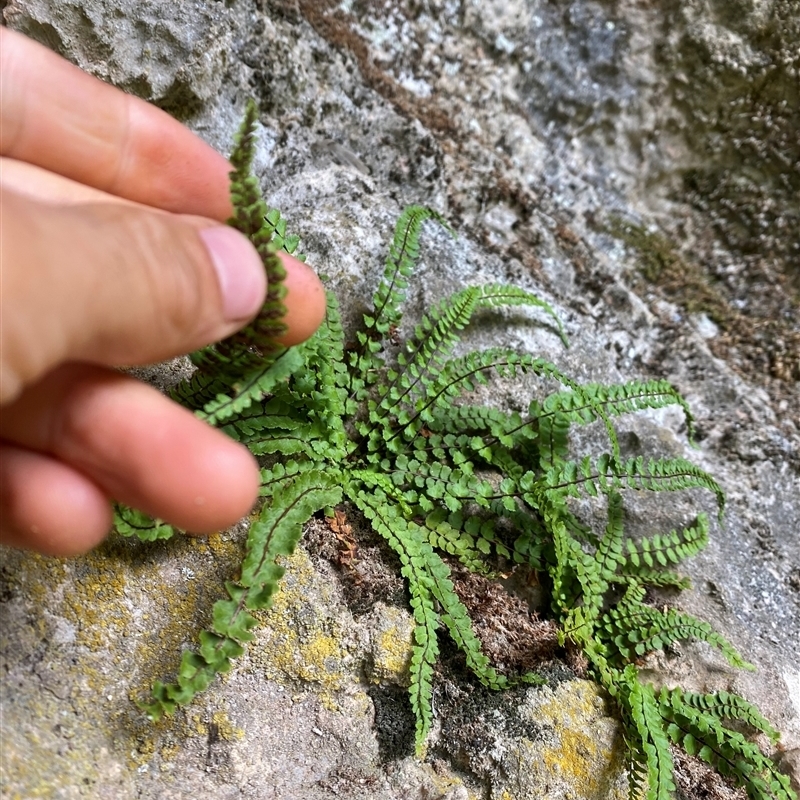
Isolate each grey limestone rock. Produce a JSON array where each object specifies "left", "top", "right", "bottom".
[{"left": 2, "top": 1, "right": 798, "bottom": 797}]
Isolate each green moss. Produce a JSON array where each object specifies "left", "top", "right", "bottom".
[
  {"left": 669, "top": 0, "right": 800, "bottom": 274},
  {"left": 606, "top": 216, "right": 800, "bottom": 388},
  {"left": 605, "top": 217, "right": 733, "bottom": 327}
]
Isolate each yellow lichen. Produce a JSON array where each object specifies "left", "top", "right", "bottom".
[
  {"left": 528, "top": 681, "right": 626, "bottom": 800},
  {"left": 60, "top": 551, "right": 130, "bottom": 654},
  {"left": 3, "top": 535, "right": 359, "bottom": 793},
  {"left": 211, "top": 709, "right": 244, "bottom": 741},
  {"left": 371, "top": 606, "right": 414, "bottom": 685},
  {"left": 250, "top": 549, "right": 353, "bottom": 711},
  {"left": 423, "top": 763, "right": 478, "bottom": 800}
]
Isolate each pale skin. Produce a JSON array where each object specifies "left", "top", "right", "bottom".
[{"left": 0, "top": 28, "right": 327, "bottom": 556}]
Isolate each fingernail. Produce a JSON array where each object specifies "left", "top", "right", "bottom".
[{"left": 200, "top": 227, "right": 266, "bottom": 322}]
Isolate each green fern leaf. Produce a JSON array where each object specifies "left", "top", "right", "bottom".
[
  {"left": 603, "top": 598, "right": 753, "bottom": 670},
  {"left": 198, "top": 346, "right": 305, "bottom": 425},
  {"left": 623, "top": 673, "right": 677, "bottom": 800},
  {"left": 168, "top": 370, "right": 231, "bottom": 411},
  {"left": 175, "top": 99, "right": 304, "bottom": 392},
  {"left": 141, "top": 466, "right": 342, "bottom": 719},
  {"left": 367, "top": 205, "right": 453, "bottom": 338},
  {"left": 535, "top": 379, "right": 695, "bottom": 439},
  {"left": 622, "top": 515, "right": 709, "bottom": 573},
  {"left": 659, "top": 687, "right": 796, "bottom": 800},
  {"left": 372, "top": 287, "right": 481, "bottom": 422},
  {"left": 545, "top": 455, "right": 725, "bottom": 518},
  {"left": 422, "top": 508, "right": 496, "bottom": 573},
  {"left": 472, "top": 283, "right": 568, "bottom": 346},
  {"left": 354, "top": 489, "right": 442, "bottom": 755},
  {"left": 114, "top": 505, "right": 175, "bottom": 542},
  {"left": 661, "top": 687, "right": 781, "bottom": 744},
  {"left": 427, "top": 556, "right": 527, "bottom": 691},
  {"left": 402, "top": 349, "right": 572, "bottom": 441}
]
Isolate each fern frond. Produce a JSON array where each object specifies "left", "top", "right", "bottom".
[
  {"left": 541, "top": 496, "right": 587, "bottom": 616},
  {"left": 246, "top": 426, "right": 330, "bottom": 458},
  {"left": 219, "top": 397, "right": 308, "bottom": 441},
  {"left": 426, "top": 403, "right": 524, "bottom": 438},
  {"left": 401, "top": 349, "right": 573, "bottom": 441},
  {"left": 536, "top": 409, "right": 572, "bottom": 471},
  {"left": 662, "top": 687, "right": 781, "bottom": 744},
  {"left": 113, "top": 505, "right": 175, "bottom": 542},
  {"left": 366, "top": 206, "right": 453, "bottom": 339},
  {"left": 141, "top": 467, "right": 342, "bottom": 720},
  {"left": 622, "top": 515, "right": 709, "bottom": 573},
  {"left": 354, "top": 489, "right": 442, "bottom": 755},
  {"left": 545, "top": 455, "right": 725, "bottom": 517},
  {"left": 422, "top": 508, "right": 496, "bottom": 573},
  {"left": 388, "top": 456, "right": 495, "bottom": 513},
  {"left": 533, "top": 379, "right": 696, "bottom": 442},
  {"left": 219, "top": 391, "right": 338, "bottom": 458},
  {"left": 168, "top": 370, "right": 231, "bottom": 411},
  {"left": 622, "top": 670, "right": 677, "bottom": 800},
  {"left": 374, "top": 282, "right": 569, "bottom": 428},
  {"left": 355, "top": 489, "right": 537, "bottom": 753},
  {"left": 659, "top": 687, "right": 796, "bottom": 800},
  {"left": 348, "top": 206, "right": 452, "bottom": 399},
  {"left": 472, "top": 283, "right": 568, "bottom": 346},
  {"left": 566, "top": 490, "right": 625, "bottom": 635},
  {"left": 311, "top": 293, "right": 350, "bottom": 406},
  {"left": 197, "top": 347, "right": 305, "bottom": 425},
  {"left": 602, "top": 597, "right": 752, "bottom": 669},
  {"left": 239, "top": 469, "right": 343, "bottom": 600},
  {"left": 279, "top": 301, "right": 351, "bottom": 462},
  {"left": 371, "top": 287, "right": 480, "bottom": 422},
  {"left": 288, "top": 293, "right": 348, "bottom": 406},
  {"left": 427, "top": 558, "right": 510, "bottom": 690},
  {"left": 178, "top": 99, "right": 302, "bottom": 387}
]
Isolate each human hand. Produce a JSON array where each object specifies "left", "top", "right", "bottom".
[{"left": 0, "top": 28, "right": 327, "bottom": 556}]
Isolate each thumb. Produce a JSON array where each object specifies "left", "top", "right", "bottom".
[{"left": 2, "top": 185, "right": 278, "bottom": 404}]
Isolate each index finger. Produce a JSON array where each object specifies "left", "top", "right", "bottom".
[{"left": 0, "top": 27, "right": 233, "bottom": 220}]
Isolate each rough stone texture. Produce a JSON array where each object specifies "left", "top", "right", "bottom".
[
  {"left": 2, "top": 1, "right": 799, "bottom": 798},
  {"left": 3, "top": 0, "right": 232, "bottom": 115}
]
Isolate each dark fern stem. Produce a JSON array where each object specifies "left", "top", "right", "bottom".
[{"left": 113, "top": 103, "right": 796, "bottom": 800}]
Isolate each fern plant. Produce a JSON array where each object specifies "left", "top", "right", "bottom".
[{"left": 114, "top": 101, "right": 795, "bottom": 800}]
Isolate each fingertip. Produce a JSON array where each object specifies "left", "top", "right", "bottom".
[
  {"left": 277, "top": 252, "right": 328, "bottom": 346},
  {"left": 0, "top": 368, "right": 261, "bottom": 538},
  {"left": 0, "top": 444, "right": 112, "bottom": 557},
  {"left": 178, "top": 436, "right": 261, "bottom": 535}
]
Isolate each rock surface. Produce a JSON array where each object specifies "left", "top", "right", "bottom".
[{"left": 2, "top": 1, "right": 799, "bottom": 798}]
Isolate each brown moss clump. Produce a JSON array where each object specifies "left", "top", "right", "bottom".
[{"left": 449, "top": 565, "right": 560, "bottom": 675}]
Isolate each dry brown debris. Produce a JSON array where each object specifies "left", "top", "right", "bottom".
[{"left": 449, "top": 565, "right": 560, "bottom": 674}]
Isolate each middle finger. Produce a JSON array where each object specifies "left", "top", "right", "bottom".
[{"left": 0, "top": 363, "right": 262, "bottom": 533}]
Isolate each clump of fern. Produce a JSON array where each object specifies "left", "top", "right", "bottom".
[{"left": 114, "top": 101, "right": 796, "bottom": 800}]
